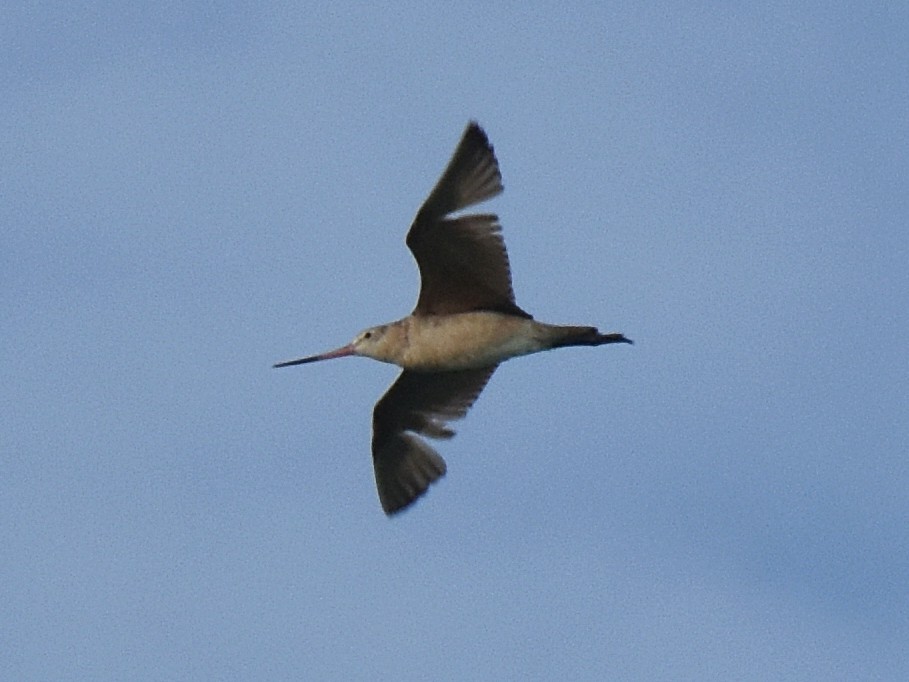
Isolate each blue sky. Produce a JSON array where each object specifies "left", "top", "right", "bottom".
[{"left": 3, "top": 3, "right": 907, "bottom": 680}]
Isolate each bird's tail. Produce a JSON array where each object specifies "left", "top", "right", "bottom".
[{"left": 546, "top": 325, "right": 633, "bottom": 349}]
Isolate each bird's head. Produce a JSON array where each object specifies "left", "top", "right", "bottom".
[{"left": 273, "top": 324, "right": 395, "bottom": 368}]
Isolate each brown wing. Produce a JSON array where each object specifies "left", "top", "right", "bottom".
[
  {"left": 371, "top": 366, "right": 497, "bottom": 515},
  {"left": 407, "top": 122, "right": 531, "bottom": 319}
]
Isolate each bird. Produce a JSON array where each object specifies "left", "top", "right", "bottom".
[{"left": 275, "top": 122, "right": 631, "bottom": 515}]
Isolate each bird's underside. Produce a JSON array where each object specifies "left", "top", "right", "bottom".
[
  {"left": 367, "top": 123, "right": 515, "bottom": 514},
  {"left": 368, "top": 122, "right": 630, "bottom": 515},
  {"left": 274, "top": 121, "right": 631, "bottom": 516}
]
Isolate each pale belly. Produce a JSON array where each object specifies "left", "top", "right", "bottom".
[{"left": 398, "top": 312, "right": 545, "bottom": 371}]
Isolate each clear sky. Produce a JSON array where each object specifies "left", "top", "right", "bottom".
[{"left": 3, "top": 3, "right": 907, "bottom": 680}]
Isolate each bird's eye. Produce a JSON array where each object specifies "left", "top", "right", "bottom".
[{"left": 363, "top": 331, "right": 372, "bottom": 340}]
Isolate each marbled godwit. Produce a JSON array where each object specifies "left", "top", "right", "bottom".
[{"left": 276, "top": 122, "right": 631, "bottom": 515}]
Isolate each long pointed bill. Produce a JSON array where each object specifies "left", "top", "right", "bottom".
[{"left": 273, "top": 344, "right": 356, "bottom": 368}]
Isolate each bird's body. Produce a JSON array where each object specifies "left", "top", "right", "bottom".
[
  {"left": 276, "top": 122, "right": 631, "bottom": 515},
  {"left": 354, "top": 312, "right": 602, "bottom": 372}
]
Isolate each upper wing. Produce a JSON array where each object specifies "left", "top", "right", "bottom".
[
  {"left": 406, "top": 122, "right": 531, "bottom": 319},
  {"left": 371, "top": 366, "right": 497, "bottom": 515}
]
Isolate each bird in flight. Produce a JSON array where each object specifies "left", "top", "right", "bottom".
[{"left": 276, "top": 122, "right": 631, "bottom": 515}]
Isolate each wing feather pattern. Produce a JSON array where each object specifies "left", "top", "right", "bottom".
[
  {"left": 372, "top": 366, "right": 497, "bottom": 514},
  {"left": 407, "top": 122, "right": 530, "bottom": 319}
]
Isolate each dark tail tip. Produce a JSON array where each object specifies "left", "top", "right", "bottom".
[
  {"left": 550, "top": 327, "right": 633, "bottom": 349},
  {"left": 598, "top": 332, "right": 633, "bottom": 345}
]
